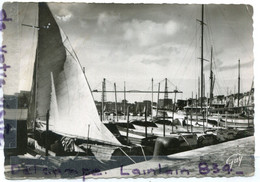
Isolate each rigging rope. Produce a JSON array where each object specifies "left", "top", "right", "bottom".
[
  {"left": 61, "top": 28, "right": 96, "bottom": 102},
  {"left": 217, "top": 6, "right": 253, "bottom": 60},
  {"left": 175, "top": 25, "right": 198, "bottom": 83},
  {"left": 136, "top": 144, "right": 147, "bottom": 161},
  {"left": 205, "top": 6, "right": 237, "bottom": 95},
  {"left": 119, "top": 147, "right": 136, "bottom": 164}
]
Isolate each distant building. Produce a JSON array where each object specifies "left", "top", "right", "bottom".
[
  {"left": 210, "top": 95, "right": 226, "bottom": 114},
  {"left": 158, "top": 99, "right": 173, "bottom": 109},
  {"left": 94, "top": 88, "right": 254, "bottom": 116},
  {"left": 143, "top": 100, "right": 152, "bottom": 113},
  {"left": 4, "top": 91, "right": 29, "bottom": 153},
  {"left": 95, "top": 99, "right": 153, "bottom": 116},
  {"left": 4, "top": 91, "right": 30, "bottom": 121},
  {"left": 176, "top": 99, "right": 187, "bottom": 110},
  {"left": 4, "top": 91, "right": 30, "bottom": 109}
]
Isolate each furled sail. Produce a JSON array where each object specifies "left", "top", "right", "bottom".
[{"left": 30, "top": 3, "right": 122, "bottom": 146}]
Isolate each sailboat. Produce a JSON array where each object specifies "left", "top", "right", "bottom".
[
  {"left": 190, "top": 5, "right": 253, "bottom": 144},
  {"left": 151, "top": 5, "right": 221, "bottom": 149},
  {"left": 27, "top": 3, "right": 129, "bottom": 160}
]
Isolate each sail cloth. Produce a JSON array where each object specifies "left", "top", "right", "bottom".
[
  {"left": 30, "top": 3, "right": 66, "bottom": 121},
  {"left": 32, "top": 3, "right": 122, "bottom": 146},
  {"left": 49, "top": 72, "right": 59, "bottom": 126},
  {"left": 49, "top": 43, "right": 122, "bottom": 146}
]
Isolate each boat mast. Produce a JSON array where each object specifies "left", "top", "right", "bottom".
[
  {"left": 45, "top": 109, "right": 50, "bottom": 156},
  {"left": 30, "top": 5, "right": 40, "bottom": 136},
  {"left": 200, "top": 4, "right": 205, "bottom": 131},
  {"left": 114, "top": 83, "right": 118, "bottom": 122},
  {"left": 206, "top": 93, "right": 208, "bottom": 129},
  {"left": 164, "top": 78, "right": 168, "bottom": 101},
  {"left": 238, "top": 59, "right": 240, "bottom": 108},
  {"left": 124, "top": 81, "right": 126, "bottom": 120},
  {"left": 172, "top": 87, "right": 177, "bottom": 133},
  {"left": 33, "top": 47, "right": 39, "bottom": 135},
  {"left": 156, "top": 83, "right": 160, "bottom": 116},
  {"left": 101, "top": 78, "right": 105, "bottom": 121},
  {"left": 163, "top": 78, "right": 168, "bottom": 137},
  {"left": 209, "top": 46, "right": 213, "bottom": 106},
  {"left": 145, "top": 106, "right": 148, "bottom": 138},
  {"left": 151, "top": 78, "right": 154, "bottom": 120},
  {"left": 126, "top": 106, "right": 130, "bottom": 144},
  {"left": 203, "top": 74, "right": 205, "bottom": 102},
  {"left": 198, "top": 77, "right": 200, "bottom": 104},
  {"left": 196, "top": 94, "right": 198, "bottom": 123},
  {"left": 201, "top": 4, "right": 204, "bottom": 107},
  {"left": 191, "top": 92, "right": 193, "bottom": 132}
]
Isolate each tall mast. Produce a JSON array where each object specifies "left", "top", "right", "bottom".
[
  {"left": 124, "top": 81, "right": 126, "bottom": 120},
  {"left": 191, "top": 92, "right": 193, "bottom": 132},
  {"left": 114, "top": 83, "right": 118, "bottom": 122},
  {"left": 163, "top": 78, "right": 168, "bottom": 136},
  {"left": 156, "top": 83, "right": 160, "bottom": 116},
  {"left": 201, "top": 4, "right": 204, "bottom": 109},
  {"left": 164, "top": 78, "right": 168, "bottom": 113},
  {"left": 196, "top": 94, "right": 198, "bottom": 123},
  {"left": 101, "top": 78, "right": 107, "bottom": 121},
  {"left": 45, "top": 110, "right": 49, "bottom": 156},
  {"left": 32, "top": 3, "right": 40, "bottom": 132},
  {"left": 200, "top": 4, "right": 205, "bottom": 132},
  {"left": 151, "top": 78, "right": 154, "bottom": 120},
  {"left": 198, "top": 77, "right": 200, "bottom": 103},
  {"left": 101, "top": 78, "right": 105, "bottom": 121},
  {"left": 209, "top": 46, "right": 213, "bottom": 106},
  {"left": 172, "top": 87, "right": 177, "bottom": 133},
  {"left": 238, "top": 59, "right": 240, "bottom": 108},
  {"left": 164, "top": 78, "right": 168, "bottom": 100},
  {"left": 33, "top": 48, "right": 39, "bottom": 134},
  {"left": 203, "top": 73, "right": 205, "bottom": 101}
]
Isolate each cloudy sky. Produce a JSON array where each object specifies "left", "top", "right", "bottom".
[{"left": 3, "top": 2, "right": 254, "bottom": 102}]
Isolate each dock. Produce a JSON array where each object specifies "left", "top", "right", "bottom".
[
  {"left": 99, "top": 136, "right": 254, "bottom": 178},
  {"left": 5, "top": 136, "right": 254, "bottom": 179}
]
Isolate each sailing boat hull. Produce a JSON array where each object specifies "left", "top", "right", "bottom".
[
  {"left": 197, "top": 134, "right": 218, "bottom": 147},
  {"left": 153, "top": 134, "right": 198, "bottom": 156}
]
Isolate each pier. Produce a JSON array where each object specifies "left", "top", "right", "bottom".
[{"left": 100, "top": 136, "right": 254, "bottom": 178}]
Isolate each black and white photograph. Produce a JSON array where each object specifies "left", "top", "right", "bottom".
[{"left": 0, "top": 0, "right": 257, "bottom": 180}]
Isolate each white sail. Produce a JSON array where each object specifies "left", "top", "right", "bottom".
[
  {"left": 31, "top": 3, "right": 122, "bottom": 146},
  {"left": 49, "top": 72, "right": 59, "bottom": 130},
  {"left": 49, "top": 43, "right": 122, "bottom": 145}
]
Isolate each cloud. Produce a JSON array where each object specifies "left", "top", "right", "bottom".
[
  {"left": 137, "top": 54, "right": 170, "bottom": 66},
  {"left": 55, "top": 7, "right": 73, "bottom": 22},
  {"left": 141, "top": 57, "right": 170, "bottom": 66},
  {"left": 218, "top": 60, "right": 253, "bottom": 71},
  {"left": 56, "top": 14, "right": 72, "bottom": 22},
  {"left": 97, "top": 12, "right": 120, "bottom": 32},
  {"left": 204, "top": 58, "right": 223, "bottom": 71},
  {"left": 146, "top": 43, "right": 181, "bottom": 56},
  {"left": 123, "top": 19, "right": 178, "bottom": 47},
  {"left": 204, "top": 57, "right": 253, "bottom": 73}
]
